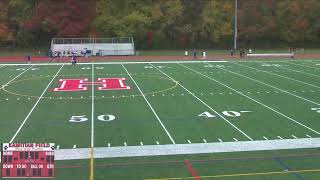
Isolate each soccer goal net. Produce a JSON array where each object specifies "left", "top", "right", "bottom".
[{"left": 50, "top": 37, "right": 135, "bottom": 57}]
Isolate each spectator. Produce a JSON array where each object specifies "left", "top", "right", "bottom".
[
  {"left": 202, "top": 50, "right": 206, "bottom": 60},
  {"left": 193, "top": 49, "right": 198, "bottom": 60},
  {"left": 84, "top": 48, "right": 88, "bottom": 58},
  {"left": 230, "top": 49, "right": 234, "bottom": 56},
  {"left": 240, "top": 50, "right": 245, "bottom": 58},
  {"left": 185, "top": 50, "right": 188, "bottom": 59}
]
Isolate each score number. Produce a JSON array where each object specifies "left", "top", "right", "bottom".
[{"left": 69, "top": 114, "right": 115, "bottom": 123}]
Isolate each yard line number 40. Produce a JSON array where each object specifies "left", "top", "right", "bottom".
[
  {"left": 198, "top": 110, "right": 251, "bottom": 118},
  {"left": 69, "top": 114, "right": 115, "bottom": 123}
]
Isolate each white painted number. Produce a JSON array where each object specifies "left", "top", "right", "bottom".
[
  {"left": 16, "top": 68, "right": 39, "bottom": 71},
  {"left": 311, "top": 108, "right": 320, "bottom": 113},
  {"left": 261, "top": 64, "right": 283, "bottom": 67},
  {"left": 97, "top": 114, "right": 116, "bottom": 122},
  {"left": 198, "top": 111, "right": 216, "bottom": 118},
  {"left": 69, "top": 114, "right": 116, "bottom": 123},
  {"left": 81, "top": 67, "right": 91, "bottom": 70},
  {"left": 222, "top": 111, "right": 241, "bottom": 117},
  {"left": 216, "top": 65, "right": 225, "bottom": 68},
  {"left": 144, "top": 65, "right": 168, "bottom": 69},
  {"left": 204, "top": 65, "right": 226, "bottom": 68},
  {"left": 16, "top": 68, "right": 26, "bottom": 71},
  {"left": 69, "top": 115, "right": 88, "bottom": 122},
  {"left": 198, "top": 110, "right": 251, "bottom": 119}
]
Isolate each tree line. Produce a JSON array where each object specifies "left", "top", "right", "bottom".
[{"left": 0, "top": 0, "right": 319, "bottom": 49}]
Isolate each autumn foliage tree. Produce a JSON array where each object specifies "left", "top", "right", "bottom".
[
  {"left": 24, "top": 0, "right": 95, "bottom": 38},
  {"left": 0, "top": 0, "right": 320, "bottom": 48}
]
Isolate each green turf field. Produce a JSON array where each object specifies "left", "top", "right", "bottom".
[{"left": 1, "top": 59, "right": 320, "bottom": 179}]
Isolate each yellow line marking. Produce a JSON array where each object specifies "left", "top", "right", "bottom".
[
  {"left": 90, "top": 147, "right": 94, "bottom": 180},
  {"left": 145, "top": 168, "right": 320, "bottom": 180}
]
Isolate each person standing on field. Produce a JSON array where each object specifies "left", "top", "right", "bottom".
[
  {"left": 26, "top": 55, "right": 31, "bottom": 64},
  {"left": 71, "top": 55, "right": 77, "bottom": 66}
]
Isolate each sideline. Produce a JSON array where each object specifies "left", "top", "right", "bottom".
[
  {"left": 0, "top": 59, "right": 320, "bottom": 66},
  {"left": 55, "top": 138, "right": 320, "bottom": 160}
]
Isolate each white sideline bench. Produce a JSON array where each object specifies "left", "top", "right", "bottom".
[{"left": 247, "top": 53, "right": 294, "bottom": 57}]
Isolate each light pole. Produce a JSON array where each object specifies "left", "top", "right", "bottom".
[
  {"left": 28, "top": 154, "right": 33, "bottom": 179},
  {"left": 234, "top": 0, "right": 238, "bottom": 51}
]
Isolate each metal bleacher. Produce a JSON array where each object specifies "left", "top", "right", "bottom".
[{"left": 50, "top": 37, "right": 135, "bottom": 57}]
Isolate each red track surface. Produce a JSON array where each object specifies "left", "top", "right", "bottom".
[{"left": 0, "top": 54, "right": 319, "bottom": 63}]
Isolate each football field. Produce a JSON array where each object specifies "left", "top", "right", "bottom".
[{"left": 1, "top": 59, "right": 320, "bottom": 179}]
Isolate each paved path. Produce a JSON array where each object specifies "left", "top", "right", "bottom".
[
  {"left": 56, "top": 138, "right": 320, "bottom": 160},
  {"left": 0, "top": 53, "right": 319, "bottom": 62}
]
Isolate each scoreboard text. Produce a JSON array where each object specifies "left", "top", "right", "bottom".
[{"left": 1, "top": 143, "right": 55, "bottom": 178}]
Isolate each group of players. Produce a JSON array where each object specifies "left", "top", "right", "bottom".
[{"left": 26, "top": 54, "right": 77, "bottom": 65}]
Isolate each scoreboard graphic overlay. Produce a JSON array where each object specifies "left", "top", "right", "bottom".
[{"left": 1, "top": 143, "right": 55, "bottom": 178}]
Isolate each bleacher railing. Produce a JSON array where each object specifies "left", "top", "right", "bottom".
[
  {"left": 52, "top": 37, "right": 133, "bottom": 45},
  {"left": 50, "top": 37, "right": 135, "bottom": 56}
]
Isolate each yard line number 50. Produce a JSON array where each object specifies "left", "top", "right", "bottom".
[{"left": 69, "top": 114, "right": 115, "bottom": 123}]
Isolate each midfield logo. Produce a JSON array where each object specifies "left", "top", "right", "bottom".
[{"left": 53, "top": 78, "right": 130, "bottom": 92}]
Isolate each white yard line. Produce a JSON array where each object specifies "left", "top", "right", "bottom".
[
  {"left": 234, "top": 63, "right": 320, "bottom": 89},
  {"left": 306, "top": 134, "right": 312, "bottom": 138},
  {"left": 263, "top": 136, "right": 269, "bottom": 140},
  {"left": 292, "top": 135, "right": 298, "bottom": 139},
  {"left": 0, "top": 66, "right": 34, "bottom": 90},
  {"left": 150, "top": 63, "right": 253, "bottom": 141},
  {"left": 91, "top": 63, "right": 95, "bottom": 148},
  {"left": 10, "top": 65, "right": 64, "bottom": 143},
  {"left": 216, "top": 63, "right": 320, "bottom": 107},
  {"left": 215, "top": 63, "right": 320, "bottom": 107},
  {"left": 55, "top": 138, "right": 320, "bottom": 160},
  {"left": 276, "top": 65, "right": 320, "bottom": 78},
  {"left": 277, "top": 136, "right": 283, "bottom": 140},
  {"left": 121, "top": 64, "right": 176, "bottom": 144},
  {"left": 179, "top": 63, "right": 320, "bottom": 135},
  {"left": 284, "top": 61, "right": 320, "bottom": 70}
]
